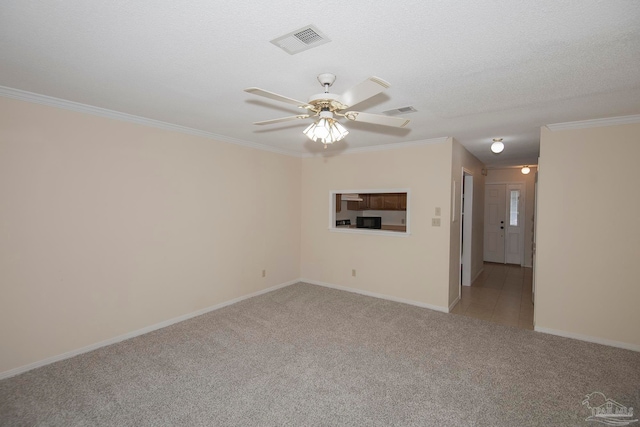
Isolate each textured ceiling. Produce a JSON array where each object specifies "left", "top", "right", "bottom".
[{"left": 1, "top": 0, "right": 639, "bottom": 166}]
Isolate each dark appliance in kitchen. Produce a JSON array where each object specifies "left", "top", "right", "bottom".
[{"left": 356, "top": 216, "right": 382, "bottom": 229}]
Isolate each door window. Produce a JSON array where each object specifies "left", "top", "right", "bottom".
[{"left": 509, "top": 190, "right": 520, "bottom": 226}]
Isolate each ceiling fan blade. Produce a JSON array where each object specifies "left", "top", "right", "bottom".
[
  {"left": 344, "top": 111, "right": 410, "bottom": 128},
  {"left": 253, "top": 114, "right": 310, "bottom": 125},
  {"left": 338, "top": 76, "right": 390, "bottom": 108},
  {"left": 244, "top": 87, "right": 312, "bottom": 109}
]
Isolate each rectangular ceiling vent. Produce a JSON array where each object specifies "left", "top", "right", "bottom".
[
  {"left": 382, "top": 106, "right": 418, "bottom": 116},
  {"left": 270, "top": 25, "right": 331, "bottom": 55}
]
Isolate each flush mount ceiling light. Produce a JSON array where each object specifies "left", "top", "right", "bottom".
[
  {"left": 491, "top": 138, "right": 504, "bottom": 154},
  {"left": 302, "top": 109, "right": 349, "bottom": 148},
  {"left": 521, "top": 165, "right": 531, "bottom": 175}
]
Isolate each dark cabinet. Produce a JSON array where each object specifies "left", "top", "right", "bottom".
[
  {"left": 346, "top": 193, "right": 406, "bottom": 211},
  {"left": 347, "top": 194, "right": 369, "bottom": 210}
]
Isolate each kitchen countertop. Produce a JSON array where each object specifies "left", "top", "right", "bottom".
[{"left": 336, "top": 224, "right": 406, "bottom": 232}]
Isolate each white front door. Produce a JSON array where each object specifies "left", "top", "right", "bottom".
[
  {"left": 505, "top": 184, "right": 524, "bottom": 265},
  {"left": 484, "top": 183, "right": 525, "bottom": 265},
  {"left": 484, "top": 184, "right": 506, "bottom": 263}
]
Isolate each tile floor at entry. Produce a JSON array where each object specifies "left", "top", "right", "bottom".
[{"left": 451, "top": 262, "right": 534, "bottom": 330}]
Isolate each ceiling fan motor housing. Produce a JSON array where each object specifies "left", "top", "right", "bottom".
[{"left": 308, "top": 93, "right": 347, "bottom": 112}]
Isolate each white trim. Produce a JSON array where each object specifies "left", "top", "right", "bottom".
[
  {"left": 329, "top": 188, "right": 411, "bottom": 236},
  {"left": 451, "top": 179, "right": 457, "bottom": 222},
  {"left": 460, "top": 170, "right": 473, "bottom": 288},
  {"left": 301, "top": 278, "right": 449, "bottom": 313},
  {"left": 332, "top": 188, "right": 411, "bottom": 195},
  {"left": 484, "top": 182, "right": 527, "bottom": 266},
  {"left": 534, "top": 326, "right": 640, "bottom": 352},
  {"left": 0, "top": 86, "right": 300, "bottom": 157},
  {"left": 0, "top": 86, "right": 449, "bottom": 158},
  {"left": 0, "top": 279, "right": 299, "bottom": 380},
  {"left": 328, "top": 228, "right": 410, "bottom": 237},
  {"left": 506, "top": 183, "right": 526, "bottom": 266},
  {"left": 448, "top": 296, "right": 460, "bottom": 313},
  {"left": 546, "top": 114, "right": 640, "bottom": 131}
]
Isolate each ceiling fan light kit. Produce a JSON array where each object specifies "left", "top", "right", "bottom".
[
  {"left": 245, "top": 73, "right": 410, "bottom": 148},
  {"left": 303, "top": 116, "right": 349, "bottom": 148}
]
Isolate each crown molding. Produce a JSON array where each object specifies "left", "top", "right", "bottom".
[
  {"left": 546, "top": 114, "right": 640, "bottom": 131},
  {"left": 0, "top": 86, "right": 302, "bottom": 158},
  {"left": 0, "top": 86, "right": 450, "bottom": 159}
]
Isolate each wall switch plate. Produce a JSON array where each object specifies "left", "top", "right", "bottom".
[
  {"left": 432, "top": 218, "right": 441, "bottom": 226},
  {"left": 262, "top": 269, "right": 266, "bottom": 277},
  {"left": 352, "top": 269, "right": 356, "bottom": 277},
  {"left": 435, "top": 207, "right": 441, "bottom": 216}
]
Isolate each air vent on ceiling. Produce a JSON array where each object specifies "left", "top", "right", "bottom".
[
  {"left": 382, "top": 106, "right": 418, "bottom": 116},
  {"left": 270, "top": 25, "right": 331, "bottom": 55}
]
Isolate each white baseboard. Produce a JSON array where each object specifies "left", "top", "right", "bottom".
[
  {"left": 448, "top": 296, "right": 460, "bottom": 313},
  {"left": 15, "top": 279, "right": 636, "bottom": 380},
  {"left": 0, "top": 279, "right": 299, "bottom": 380},
  {"left": 469, "top": 268, "right": 484, "bottom": 286},
  {"left": 534, "top": 326, "right": 640, "bottom": 352},
  {"left": 301, "top": 278, "right": 449, "bottom": 313}
]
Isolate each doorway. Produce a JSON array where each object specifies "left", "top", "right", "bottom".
[
  {"left": 459, "top": 170, "right": 473, "bottom": 291},
  {"left": 484, "top": 183, "right": 525, "bottom": 265}
]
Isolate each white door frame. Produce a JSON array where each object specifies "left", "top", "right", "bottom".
[
  {"left": 532, "top": 168, "right": 539, "bottom": 305},
  {"left": 484, "top": 181, "right": 526, "bottom": 266},
  {"left": 459, "top": 169, "right": 474, "bottom": 295}
]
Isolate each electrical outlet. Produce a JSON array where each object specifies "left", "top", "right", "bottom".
[
  {"left": 262, "top": 269, "right": 266, "bottom": 278},
  {"left": 401, "top": 218, "right": 405, "bottom": 225},
  {"left": 432, "top": 218, "right": 441, "bottom": 227},
  {"left": 352, "top": 269, "right": 356, "bottom": 277},
  {"left": 435, "top": 207, "right": 441, "bottom": 216}
]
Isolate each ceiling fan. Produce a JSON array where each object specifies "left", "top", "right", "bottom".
[{"left": 244, "top": 73, "right": 410, "bottom": 148}]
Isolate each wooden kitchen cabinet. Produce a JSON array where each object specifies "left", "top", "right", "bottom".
[
  {"left": 398, "top": 193, "right": 407, "bottom": 210},
  {"left": 346, "top": 192, "right": 407, "bottom": 211},
  {"left": 383, "top": 193, "right": 399, "bottom": 209},
  {"left": 335, "top": 194, "right": 341, "bottom": 212},
  {"left": 368, "top": 194, "right": 385, "bottom": 210},
  {"left": 347, "top": 194, "right": 369, "bottom": 210}
]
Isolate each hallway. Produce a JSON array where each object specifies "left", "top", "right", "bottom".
[{"left": 451, "top": 262, "right": 534, "bottom": 330}]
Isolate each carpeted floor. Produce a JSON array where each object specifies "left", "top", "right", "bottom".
[{"left": 1, "top": 283, "right": 639, "bottom": 426}]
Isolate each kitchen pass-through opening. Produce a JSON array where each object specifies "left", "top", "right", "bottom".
[{"left": 330, "top": 190, "right": 410, "bottom": 236}]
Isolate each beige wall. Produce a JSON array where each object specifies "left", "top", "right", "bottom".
[
  {"left": 300, "top": 140, "right": 455, "bottom": 309},
  {"left": 0, "top": 97, "right": 302, "bottom": 374},
  {"left": 449, "top": 139, "right": 485, "bottom": 305},
  {"left": 485, "top": 166, "right": 537, "bottom": 267},
  {"left": 535, "top": 123, "right": 640, "bottom": 349}
]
